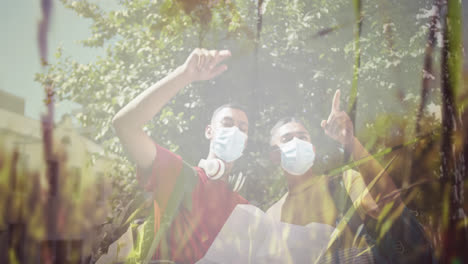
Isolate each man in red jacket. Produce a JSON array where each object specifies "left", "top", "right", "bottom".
[{"left": 112, "top": 48, "right": 249, "bottom": 263}]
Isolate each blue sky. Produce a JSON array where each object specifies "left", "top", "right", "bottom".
[{"left": 0, "top": 1, "right": 116, "bottom": 122}]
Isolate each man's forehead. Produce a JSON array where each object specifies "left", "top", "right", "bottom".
[
  {"left": 214, "top": 107, "right": 248, "bottom": 124},
  {"left": 276, "top": 122, "right": 309, "bottom": 137}
]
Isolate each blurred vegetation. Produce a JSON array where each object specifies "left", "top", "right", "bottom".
[
  {"left": 19, "top": 0, "right": 467, "bottom": 262},
  {"left": 0, "top": 135, "right": 108, "bottom": 262}
]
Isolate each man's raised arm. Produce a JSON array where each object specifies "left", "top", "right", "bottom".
[
  {"left": 112, "top": 48, "right": 231, "bottom": 170},
  {"left": 321, "top": 90, "right": 402, "bottom": 213}
]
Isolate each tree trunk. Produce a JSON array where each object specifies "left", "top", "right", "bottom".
[{"left": 439, "top": 0, "right": 467, "bottom": 262}]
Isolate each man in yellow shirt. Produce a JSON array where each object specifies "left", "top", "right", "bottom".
[{"left": 267, "top": 90, "right": 433, "bottom": 263}]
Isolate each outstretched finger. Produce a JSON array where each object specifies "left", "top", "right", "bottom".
[{"left": 331, "top": 89, "right": 341, "bottom": 113}]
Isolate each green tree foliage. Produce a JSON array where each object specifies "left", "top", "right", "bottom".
[{"left": 36, "top": 0, "right": 438, "bottom": 204}]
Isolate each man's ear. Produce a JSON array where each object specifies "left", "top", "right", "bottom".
[{"left": 205, "top": 124, "right": 213, "bottom": 140}]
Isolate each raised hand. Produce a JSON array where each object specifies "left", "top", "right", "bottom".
[
  {"left": 320, "top": 90, "right": 354, "bottom": 145},
  {"left": 182, "top": 48, "right": 231, "bottom": 82}
]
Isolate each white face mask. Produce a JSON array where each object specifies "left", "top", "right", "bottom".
[
  {"left": 279, "top": 137, "right": 316, "bottom": 176},
  {"left": 210, "top": 126, "right": 247, "bottom": 163}
]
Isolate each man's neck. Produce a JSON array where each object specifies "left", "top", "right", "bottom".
[{"left": 286, "top": 170, "right": 323, "bottom": 195}]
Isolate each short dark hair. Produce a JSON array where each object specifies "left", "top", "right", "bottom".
[
  {"left": 211, "top": 103, "right": 248, "bottom": 123},
  {"left": 270, "top": 116, "right": 307, "bottom": 141}
]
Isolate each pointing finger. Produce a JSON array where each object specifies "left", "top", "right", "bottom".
[{"left": 332, "top": 89, "right": 341, "bottom": 113}]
